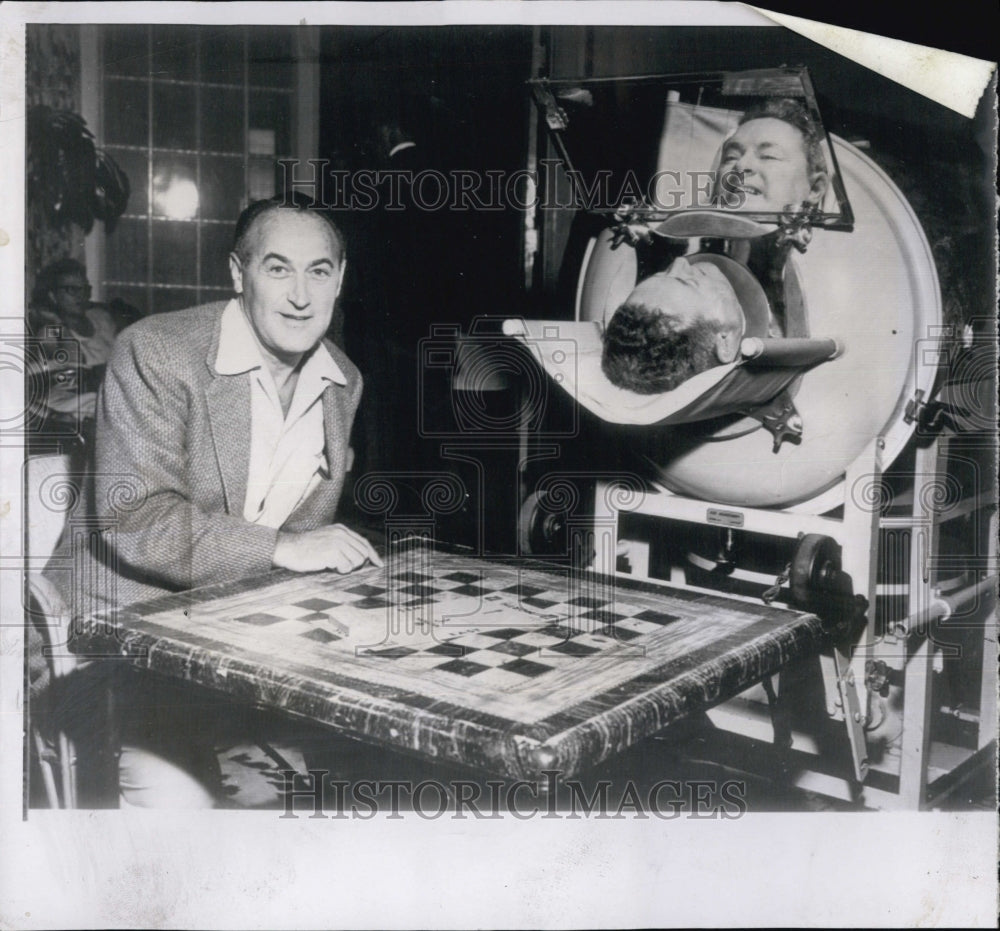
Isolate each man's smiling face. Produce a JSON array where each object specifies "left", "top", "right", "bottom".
[
  {"left": 229, "top": 209, "right": 345, "bottom": 370},
  {"left": 718, "top": 116, "right": 815, "bottom": 213}
]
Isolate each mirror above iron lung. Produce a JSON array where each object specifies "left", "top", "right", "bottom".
[{"left": 530, "top": 67, "right": 941, "bottom": 513}]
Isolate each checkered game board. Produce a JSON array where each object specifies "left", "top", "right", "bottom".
[{"left": 129, "top": 547, "right": 798, "bottom": 724}]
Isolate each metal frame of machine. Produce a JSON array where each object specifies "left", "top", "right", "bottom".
[
  {"left": 590, "top": 429, "right": 997, "bottom": 810},
  {"left": 516, "top": 64, "right": 997, "bottom": 811}
]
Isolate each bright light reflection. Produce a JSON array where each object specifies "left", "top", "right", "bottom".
[{"left": 153, "top": 174, "right": 200, "bottom": 220}]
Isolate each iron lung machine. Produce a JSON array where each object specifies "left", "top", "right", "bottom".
[{"left": 508, "top": 68, "right": 997, "bottom": 808}]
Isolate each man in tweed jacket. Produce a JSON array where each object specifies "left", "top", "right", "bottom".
[
  {"left": 53, "top": 199, "right": 379, "bottom": 610},
  {"left": 46, "top": 200, "right": 380, "bottom": 806}
]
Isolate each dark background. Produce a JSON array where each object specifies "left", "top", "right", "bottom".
[{"left": 741, "top": 3, "right": 997, "bottom": 62}]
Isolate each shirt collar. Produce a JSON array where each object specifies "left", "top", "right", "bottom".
[{"left": 214, "top": 299, "right": 346, "bottom": 385}]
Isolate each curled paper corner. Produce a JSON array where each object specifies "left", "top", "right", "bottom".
[{"left": 747, "top": 6, "right": 996, "bottom": 119}]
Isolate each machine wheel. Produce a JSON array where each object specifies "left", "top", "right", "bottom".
[
  {"left": 518, "top": 490, "right": 567, "bottom": 555},
  {"left": 789, "top": 533, "right": 842, "bottom": 608}
]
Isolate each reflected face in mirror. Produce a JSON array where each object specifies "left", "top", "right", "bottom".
[{"left": 718, "top": 117, "right": 824, "bottom": 213}]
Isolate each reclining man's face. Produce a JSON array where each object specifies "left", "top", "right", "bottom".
[
  {"left": 718, "top": 117, "right": 823, "bottom": 213},
  {"left": 627, "top": 258, "right": 745, "bottom": 363}
]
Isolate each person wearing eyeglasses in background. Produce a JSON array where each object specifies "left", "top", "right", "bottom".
[{"left": 27, "top": 258, "right": 132, "bottom": 455}]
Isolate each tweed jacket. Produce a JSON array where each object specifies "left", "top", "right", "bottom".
[{"left": 45, "top": 302, "right": 363, "bottom": 613}]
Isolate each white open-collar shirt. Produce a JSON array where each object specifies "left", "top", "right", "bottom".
[{"left": 215, "top": 299, "right": 346, "bottom": 529}]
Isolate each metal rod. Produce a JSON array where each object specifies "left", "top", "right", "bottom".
[{"left": 903, "top": 575, "right": 997, "bottom": 632}]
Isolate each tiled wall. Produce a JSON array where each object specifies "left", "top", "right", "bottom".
[{"left": 100, "top": 25, "right": 297, "bottom": 315}]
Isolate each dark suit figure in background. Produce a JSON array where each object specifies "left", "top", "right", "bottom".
[{"left": 346, "top": 107, "right": 459, "bottom": 483}]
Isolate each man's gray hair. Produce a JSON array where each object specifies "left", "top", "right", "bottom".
[{"left": 232, "top": 196, "right": 347, "bottom": 263}]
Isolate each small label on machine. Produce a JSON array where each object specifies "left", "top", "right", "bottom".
[{"left": 706, "top": 508, "right": 744, "bottom": 527}]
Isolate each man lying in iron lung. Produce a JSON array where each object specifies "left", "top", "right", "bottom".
[
  {"left": 602, "top": 98, "right": 828, "bottom": 394},
  {"left": 600, "top": 257, "right": 746, "bottom": 393}
]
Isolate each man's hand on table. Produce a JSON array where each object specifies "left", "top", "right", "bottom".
[{"left": 273, "top": 524, "right": 384, "bottom": 574}]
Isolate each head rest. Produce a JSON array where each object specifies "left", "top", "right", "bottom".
[{"left": 686, "top": 253, "right": 771, "bottom": 339}]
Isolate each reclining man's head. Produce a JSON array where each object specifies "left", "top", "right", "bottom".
[
  {"left": 601, "top": 257, "right": 745, "bottom": 394},
  {"left": 716, "top": 98, "right": 829, "bottom": 213}
]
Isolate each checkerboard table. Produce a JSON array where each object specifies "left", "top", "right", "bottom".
[{"left": 73, "top": 540, "right": 825, "bottom": 780}]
